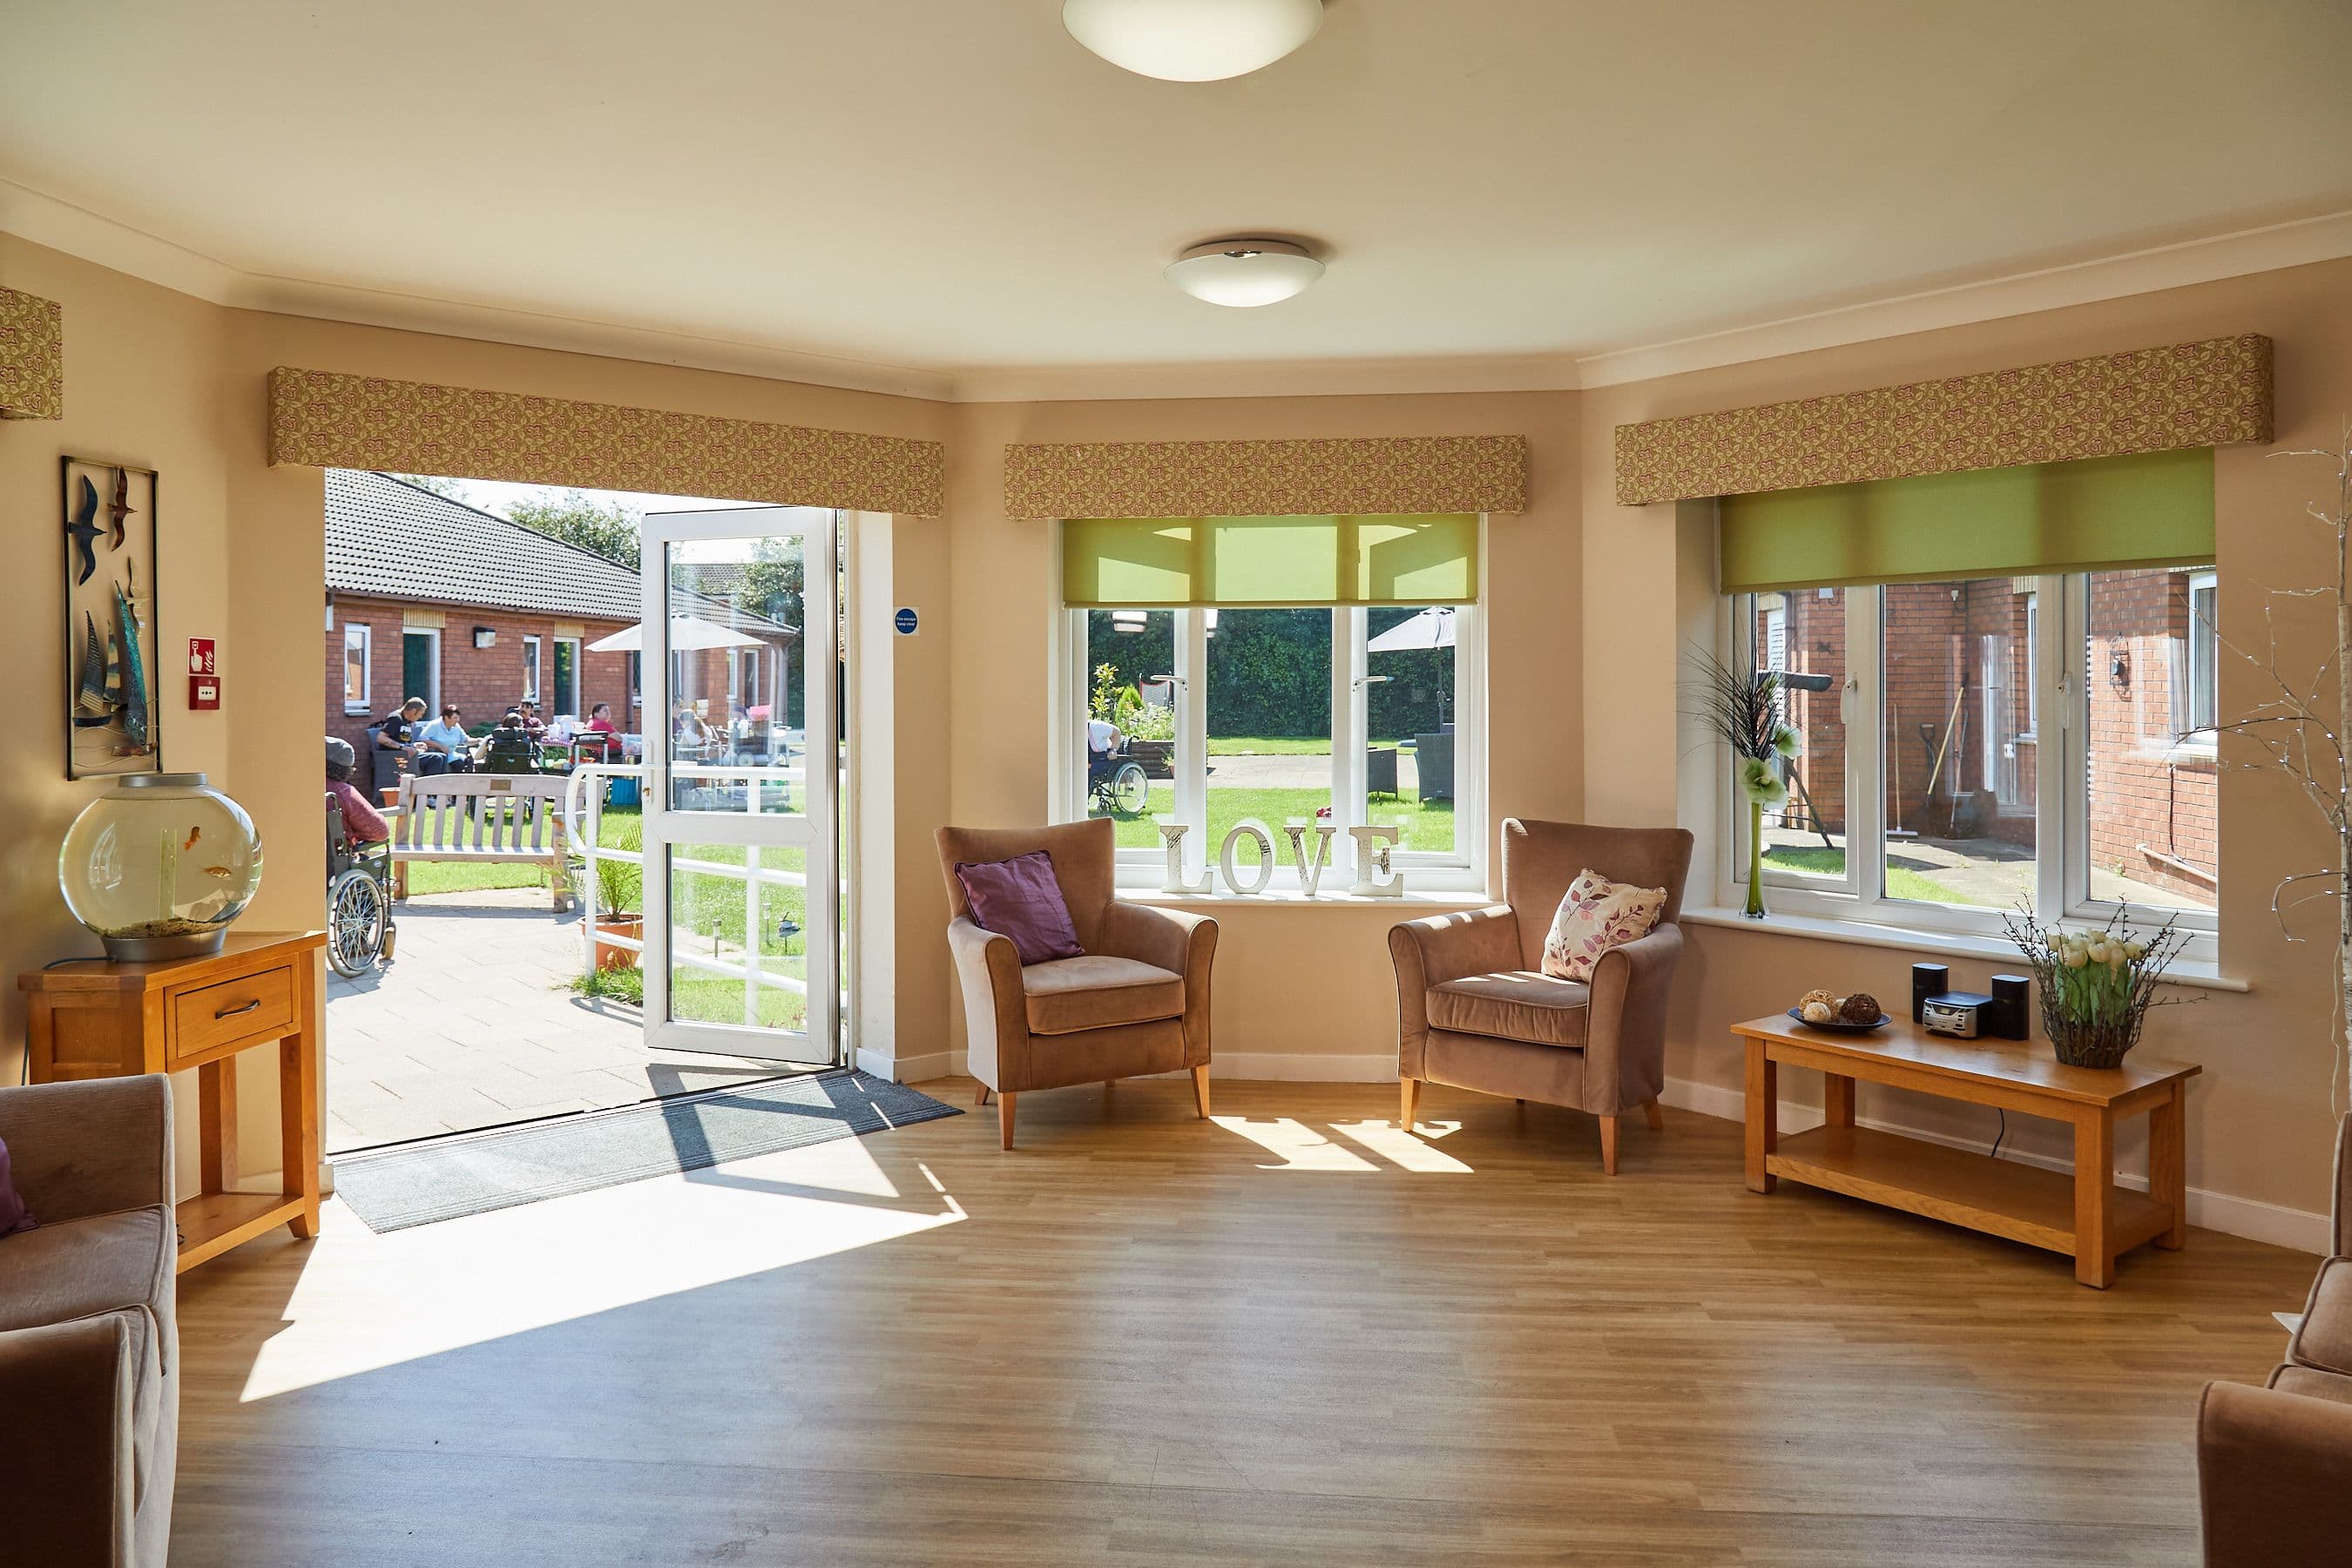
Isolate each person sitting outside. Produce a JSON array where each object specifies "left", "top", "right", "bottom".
[
  {"left": 481, "top": 709, "right": 538, "bottom": 774},
  {"left": 1087, "top": 714, "right": 1125, "bottom": 762},
  {"left": 412, "top": 703, "right": 475, "bottom": 775},
  {"left": 326, "top": 736, "right": 390, "bottom": 847},
  {"left": 584, "top": 701, "right": 624, "bottom": 759},
  {"left": 517, "top": 701, "right": 548, "bottom": 740},
  {"left": 672, "top": 699, "right": 716, "bottom": 760},
  {"left": 375, "top": 696, "right": 427, "bottom": 766}
]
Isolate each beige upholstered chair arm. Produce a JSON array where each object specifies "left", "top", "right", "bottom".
[
  {"left": 0, "top": 1312, "right": 138, "bottom": 1568},
  {"left": 1581, "top": 923, "right": 1686, "bottom": 1108},
  {"left": 1104, "top": 901, "right": 1218, "bottom": 1066},
  {"left": 947, "top": 917, "right": 1031, "bottom": 1090},
  {"left": 0, "top": 1076, "right": 172, "bottom": 1224},
  {"left": 1392, "top": 906, "right": 1518, "bottom": 987},
  {"left": 2198, "top": 1380, "right": 2352, "bottom": 1568}
]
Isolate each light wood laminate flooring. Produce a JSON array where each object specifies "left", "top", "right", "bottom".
[{"left": 171, "top": 1077, "right": 2312, "bottom": 1566}]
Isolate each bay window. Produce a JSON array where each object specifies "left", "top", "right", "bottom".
[
  {"left": 1057, "top": 513, "right": 1485, "bottom": 891},
  {"left": 1721, "top": 448, "right": 2220, "bottom": 954}
]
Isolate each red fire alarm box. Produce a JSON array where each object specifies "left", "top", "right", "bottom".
[
  {"left": 187, "top": 638, "right": 216, "bottom": 675},
  {"left": 190, "top": 675, "right": 221, "bottom": 710}
]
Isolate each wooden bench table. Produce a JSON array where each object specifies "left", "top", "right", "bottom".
[{"left": 1734, "top": 1012, "right": 2200, "bottom": 1288}]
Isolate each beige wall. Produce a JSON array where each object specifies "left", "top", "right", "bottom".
[
  {"left": 1582, "top": 256, "right": 2352, "bottom": 1233},
  {"left": 7, "top": 221, "right": 2345, "bottom": 1240}
]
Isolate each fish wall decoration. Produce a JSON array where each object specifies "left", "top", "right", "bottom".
[{"left": 113, "top": 581, "right": 151, "bottom": 752}]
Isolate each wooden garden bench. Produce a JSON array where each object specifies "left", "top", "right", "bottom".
[{"left": 390, "top": 773, "right": 576, "bottom": 912}]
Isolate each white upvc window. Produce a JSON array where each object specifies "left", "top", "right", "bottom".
[
  {"left": 1053, "top": 603, "right": 1487, "bottom": 893},
  {"left": 2186, "top": 570, "right": 2219, "bottom": 735},
  {"left": 1726, "top": 567, "right": 2217, "bottom": 961},
  {"left": 521, "top": 633, "right": 542, "bottom": 705},
  {"left": 341, "top": 623, "right": 372, "bottom": 713}
]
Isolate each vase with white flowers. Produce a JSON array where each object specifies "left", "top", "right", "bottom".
[
  {"left": 1688, "top": 645, "right": 1801, "bottom": 918},
  {"left": 1999, "top": 906, "right": 2188, "bottom": 1068}
]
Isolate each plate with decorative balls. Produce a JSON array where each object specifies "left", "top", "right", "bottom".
[{"left": 1787, "top": 990, "right": 1892, "bottom": 1032}]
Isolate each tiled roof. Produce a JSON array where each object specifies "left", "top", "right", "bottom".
[{"left": 324, "top": 470, "right": 792, "bottom": 636}]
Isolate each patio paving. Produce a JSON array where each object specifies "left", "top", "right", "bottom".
[{"left": 325, "top": 887, "right": 822, "bottom": 1154}]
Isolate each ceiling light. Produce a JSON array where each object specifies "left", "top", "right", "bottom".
[
  {"left": 1063, "top": 0, "right": 1322, "bottom": 83},
  {"left": 1165, "top": 239, "right": 1324, "bottom": 308}
]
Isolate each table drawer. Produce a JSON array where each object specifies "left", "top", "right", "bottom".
[{"left": 170, "top": 966, "right": 294, "bottom": 1064}]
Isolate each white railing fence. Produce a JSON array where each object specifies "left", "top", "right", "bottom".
[{"left": 562, "top": 763, "right": 809, "bottom": 1030}]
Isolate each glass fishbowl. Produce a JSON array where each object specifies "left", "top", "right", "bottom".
[{"left": 60, "top": 774, "right": 264, "bottom": 961}]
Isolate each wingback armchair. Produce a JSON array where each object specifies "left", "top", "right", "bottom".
[
  {"left": 939, "top": 818, "right": 1217, "bottom": 1149},
  {"left": 1390, "top": 818, "right": 1693, "bottom": 1173}
]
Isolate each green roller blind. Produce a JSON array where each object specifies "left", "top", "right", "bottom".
[
  {"left": 1062, "top": 513, "right": 1479, "bottom": 607},
  {"left": 1719, "top": 447, "right": 2215, "bottom": 593}
]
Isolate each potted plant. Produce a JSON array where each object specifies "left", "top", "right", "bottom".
[
  {"left": 1687, "top": 645, "right": 1799, "bottom": 918},
  {"left": 591, "top": 826, "right": 645, "bottom": 971},
  {"left": 2001, "top": 906, "right": 2188, "bottom": 1067}
]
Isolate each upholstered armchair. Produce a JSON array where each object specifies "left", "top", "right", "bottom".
[
  {"left": 1390, "top": 818, "right": 1693, "bottom": 1173},
  {"left": 939, "top": 819, "right": 1216, "bottom": 1149},
  {"left": 2196, "top": 1115, "right": 2352, "bottom": 1566}
]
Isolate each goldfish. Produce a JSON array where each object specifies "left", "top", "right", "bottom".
[{"left": 183, "top": 826, "right": 203, "bottom": 851}]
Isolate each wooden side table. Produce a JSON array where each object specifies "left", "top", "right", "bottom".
[
  {"left": 21, "top": 929, "right": 326, "bottom": 1272},
  {"left": 1733, "top": 1012, "right": 2200, "bottom": 1288}
]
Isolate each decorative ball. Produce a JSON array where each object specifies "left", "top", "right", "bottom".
[
  {"left": 1801, "top": 989, "right": 1837, "bottom": 1009},
  {"left": 1839, "top": 992, "right": 1881, "bottom": 1024},
  {"left": 1801, "top": 999, "right": 1835, "bottom": 1024}
]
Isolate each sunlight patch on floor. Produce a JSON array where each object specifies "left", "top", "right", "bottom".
[
  {"left": 241, "top": 1132, "right": 957, "bottom": 1402},
  {"left": 1334, "top": 1119, "right": 1473, "bottom": 1172},
  {"left": 1212, "top": 1115, "right": 1380, "bottom": 1170}
]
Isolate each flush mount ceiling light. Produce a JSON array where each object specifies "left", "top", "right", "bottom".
[
  {"left": 1063, "top": 0, "right": 1323, "bottom": 82},
  {"left": 1165, "top": 239, "right": 1324, "bottom": 307}
]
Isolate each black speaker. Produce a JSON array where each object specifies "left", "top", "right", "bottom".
[
  {"left": 1988, "top": 974, "right": 2031, "bottom": 1041},
  {"left": 1911, "top": 963, "right": 1949, "bottom": 1024}
]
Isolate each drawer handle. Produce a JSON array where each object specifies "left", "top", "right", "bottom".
[{"left": 214, "top": 998, "right": 263, "bottom": 1020}]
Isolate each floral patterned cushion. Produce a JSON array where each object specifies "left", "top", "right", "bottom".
[{"left": 1540, "top": 868, "right": 1668, "bottom": 982}]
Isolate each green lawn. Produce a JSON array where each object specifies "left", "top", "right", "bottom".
[
  {"left": 1093, "top": 783, "right": 1456, "bottom": 855},
  {"left": 1762, "top": 845, "right": 1969, "bottom": 905}
]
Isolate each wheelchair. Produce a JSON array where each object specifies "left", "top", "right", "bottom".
[
  {"left": 326, "top": 793, "right": 398, "bottom": 978},
  {"left": 1087, "top": 739, "right": 1151, "bottom": 816}
]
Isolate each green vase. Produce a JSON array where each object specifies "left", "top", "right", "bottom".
[{"left": 1744, "top": 797, "right": 1767, "bottom": 918}]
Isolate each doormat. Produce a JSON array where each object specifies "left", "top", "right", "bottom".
[{"left": 330, "top": 1070, "right": 961, "bottom": 1233}]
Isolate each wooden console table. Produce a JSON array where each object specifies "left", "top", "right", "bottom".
[
  {"left": 1733, "top": 1012, "right": 2199, "bottom": 1288},
  {"left": 21, "top": 930, "right": 326, "bottom": 1272}
]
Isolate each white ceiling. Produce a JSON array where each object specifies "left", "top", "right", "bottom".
[{"left": 5, "top": 0, "right": 2350, "bottom": 400}]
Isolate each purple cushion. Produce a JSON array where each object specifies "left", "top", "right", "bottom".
[
  {"left": 956, "top": 851, "right": 1085, "bottom": 965},
  {"left": 0, "top": 1135, "right": 31, "bottom": 1238}
]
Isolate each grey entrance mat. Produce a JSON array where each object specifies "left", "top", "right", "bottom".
[{"left": 330, "top": 1070, "right": 961, "bottom": 1233}]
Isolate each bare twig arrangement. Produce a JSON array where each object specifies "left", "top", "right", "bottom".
[{"left": 2200, "top": 430, "right": 2352, "bottom": 1112}]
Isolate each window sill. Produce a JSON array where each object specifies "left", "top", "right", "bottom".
[
  {"left": 1120, "top": 888, "right": 1495, "bottom": 912},
  {"left": 1681, "top": 904, "right": 2249, "bottom": 992}
]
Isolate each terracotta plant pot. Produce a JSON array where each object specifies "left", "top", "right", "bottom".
[{"left": 594, "top": 915, "right": 644, "bottom": 971}]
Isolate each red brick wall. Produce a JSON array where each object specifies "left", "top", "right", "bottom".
[
  {"left": 325, "top": 595, "right": 793, "bottom": 759},
  {"left": 324, "top": 594, "right": 639, "bottom": 755},
  {"left": 2086, "top": 570, "right": 2217, "bottom": 902},
  {"left": 1747, "top": 572, "right": 2213, "bottom": 901}
]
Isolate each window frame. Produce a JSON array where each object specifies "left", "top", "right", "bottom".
[
  {"left": 341, "top": 622, "right": 372, "bottom": 714},
  {"left": 1726, "top": 574, "right": 2217, "bottom": 962},
  {"left": 1051, "top": 545, "right": 1489, "bottom": 895},
  {"left": 2185, "top": 570, "right": 2220, "bottom": 738},
  {"left": 521, "top": 632, "right": 542, "bottom": 705},
  {"left": 551, "top": 634, "right": 581, "bottom": 717}
]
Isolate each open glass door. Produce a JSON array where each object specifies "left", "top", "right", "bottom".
[{"left": 638, "top": 506, "right": 840, "bottom": 1065}]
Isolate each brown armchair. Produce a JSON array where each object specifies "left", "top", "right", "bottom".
[
  {"left": 2197, "top": 1115, "right": 2352, "bottom": 1565},
  {"left": 1390, "top": 818, "right": 1693, "bottom": 1173},
  {"left": 939, "top": 818, "right": 1216, "bottom": 1149}
]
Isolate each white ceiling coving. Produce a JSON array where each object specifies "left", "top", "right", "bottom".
[{"left": 3, "top": 1, "right": 2349, "bottom": 401}]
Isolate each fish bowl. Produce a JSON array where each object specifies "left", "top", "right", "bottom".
[{"left": 60, "top": 774, "right": 264, "bottom": 961}]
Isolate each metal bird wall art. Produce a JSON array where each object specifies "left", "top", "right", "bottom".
[
  {"left": 67, "top": 474, "right": 103, "bottom": 585},
  {"left": 107, "top": 467, "right": 134, "bottom": 547}
]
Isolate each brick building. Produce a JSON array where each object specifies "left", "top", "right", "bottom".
[
  {"left": 1755, "top": 566, "right": 2215, "bottom": 903},
  {"left": 324, "top": 470, "right": 796, "bottom": 758}
]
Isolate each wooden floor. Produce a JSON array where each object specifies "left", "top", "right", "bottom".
[{"left": 171, "top": 1077, "right": 2312, "bottom": 1566}]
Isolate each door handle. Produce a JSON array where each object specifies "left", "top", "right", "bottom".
[{"left": 214, "top": 997, "right": 262, "bottom": 1019}]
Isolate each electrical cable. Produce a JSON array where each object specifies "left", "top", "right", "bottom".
[{"left": 1990, "top": 1108, "right": 2008, "bottom": 1160}]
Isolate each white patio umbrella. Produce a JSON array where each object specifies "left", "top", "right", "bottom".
[
  {"left": 1366, "top": 606, "right": 1456, "bottom": 652},
  {"left": 586, "top": 616, "right": 763, "bottom": 653}
]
